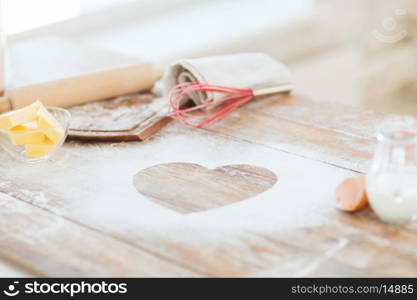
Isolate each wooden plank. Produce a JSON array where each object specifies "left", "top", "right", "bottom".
[
  {"left": 250, "top": 211, "right": 417, "bottom": 277},
  {"left": 0, "top": 192, "right": 197, "bottom": 277},
  {"left": 208, "top": 94, "right": 385, "bottom": 172},
  {"left": 245, "top": 94, "right": 386, "bottom": 138}
]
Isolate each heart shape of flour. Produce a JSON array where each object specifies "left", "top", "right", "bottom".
[{"left": 133, "top": 163, "right": 277, "bottom": 214}]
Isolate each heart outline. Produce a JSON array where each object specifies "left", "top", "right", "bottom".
[{"left": 133, "top": 162, "right": 277, "bottom": 214}]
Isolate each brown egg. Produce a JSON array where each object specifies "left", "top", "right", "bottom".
[{"left": 335, "top": 175, "right": 368, "bottom": 212}]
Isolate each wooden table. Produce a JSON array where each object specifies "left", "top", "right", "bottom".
[{"left": 1, "top": 93, "right": 415, "bottom": 277}]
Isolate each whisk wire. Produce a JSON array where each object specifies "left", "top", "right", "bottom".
[{"left": 168, "top": 82, "right": 267, "bottom": 128}]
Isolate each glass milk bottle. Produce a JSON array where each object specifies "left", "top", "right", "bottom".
[{"left": 366, "top": 117, "right": 417, "bottom": 224}]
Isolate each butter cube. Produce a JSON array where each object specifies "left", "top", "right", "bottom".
[
  {"left": 10, "top": 121, "right": 39, "bottom": 132},
  {"left": 24, "top": 140, "right": 56, "bottom": 158},
  {"left": 8, "top": 121, "right": 46, "bottom": 145},
  {"left": 37, "top": 105, "right": 64, "bottom": 143},
  {"left": 0, "top": 101, "right": 41, "bottom": 129},
  {"left": 9, "top": 131, "right": 47, "bottom": 145}
]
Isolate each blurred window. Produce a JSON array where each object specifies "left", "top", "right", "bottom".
[{"left": 3, "top": 0, "right": 318, "bottom": 86}]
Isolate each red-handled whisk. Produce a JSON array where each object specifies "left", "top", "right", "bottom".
[{"left": 167, "top": 82, "right": 292, "bottom": 128}]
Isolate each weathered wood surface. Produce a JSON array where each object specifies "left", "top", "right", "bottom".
[
  {"left": 209, "top": 94, "right": 387, "bottom": 173},
  {"left": 1, "top": 93, "right": 413, "bottom": 277}
]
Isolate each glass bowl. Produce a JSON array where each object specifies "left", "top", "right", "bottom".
[{"left": 0, "top": 107, "right": 71, "bottom": 162}]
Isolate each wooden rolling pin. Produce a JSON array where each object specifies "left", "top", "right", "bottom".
[{"left": 0, "top": 62, "right": 161, "bottom": 112}]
